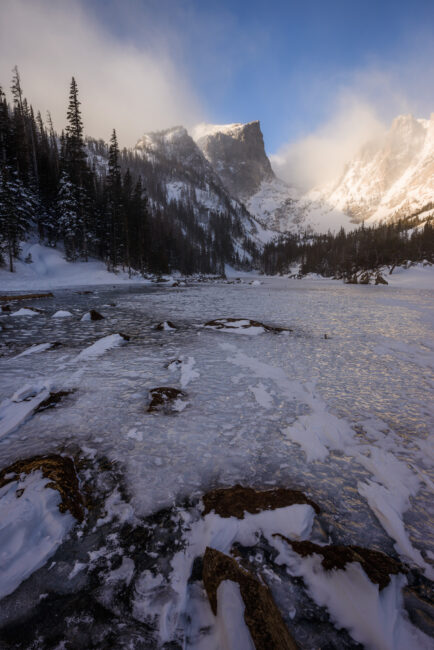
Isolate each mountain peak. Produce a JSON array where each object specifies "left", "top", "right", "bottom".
[{"left": 193, "top": 120, "right": 274, "bottom": 200}]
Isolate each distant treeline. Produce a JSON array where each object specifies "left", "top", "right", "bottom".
[
  {"left": 0, "top": 68, "right": 254, "bottom": 275},
  {"left": 261, "top": 213, "right": 434, "bottom": 277}
]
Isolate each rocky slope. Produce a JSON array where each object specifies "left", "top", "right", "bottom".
[
  {"left": 91, "top": 115, "right": 433, "bottom": 240},
  {"left": 133, "top": 126, "right": 270, "bottom": 245},
  {"left": 194, "top": 114, "right": 434, "bottom": 234},
  {"left": 193, "top": 121, "right": 355, "bottom": 234}
]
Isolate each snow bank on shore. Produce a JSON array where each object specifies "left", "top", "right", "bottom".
[{"left": 0, "top": 242, "right": 147, "bottom": 290}]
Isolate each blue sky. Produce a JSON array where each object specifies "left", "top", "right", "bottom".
[
  {"left": 85, "top": 0, "right": 434, "bottom": 151},
  {"left": 1, "top": 0, "right": 433, "bottom": 157}
]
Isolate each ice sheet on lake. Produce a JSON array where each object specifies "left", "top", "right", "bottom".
[{"left": 0, "top": 277, "right": 432, "bottom": 645}]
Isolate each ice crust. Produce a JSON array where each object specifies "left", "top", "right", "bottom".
[
  {"left": 0, "top": 470, "right": 75, "bottom": 601},
  {"left": 0, "top": 277, "right": 433, "bottom": 646},
  {"left": 272, "top": 537, "right": 433, "bottom": 650}
]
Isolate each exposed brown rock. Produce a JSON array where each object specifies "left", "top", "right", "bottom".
[
  {"left": 0, "top": 292, "right": 53, "bottom": 302},
  {"left": 274, "top": 536, "right": 404, "bottom": 590},
  {"left": 204, "top": 318, "right": 292, "bottom": 333},
  {"left": 358, "top": 272, "right": 370, "bottom": 284},
  {"left": 203, "top": 484, "right": 320, "bottom": 519},
  {"left": 34, "top": 390, "right": 75, "bottom": 413},
  {"left": 1, "top": 304, "right": 11, "bottom": 312},
  {"left": 0, "top": 455, "right": 84, "bottom": 522},
  {"left": 345, "top": 275, "right": 358, "bottom": 284},
  {"left": 147, "top": 387, "right": 185, "bottom": 412},
  {"left": 202, "top": 547, "right": 298, "bottom": 650},
  {"left": 119, "top": 332, "right": 130, "bottom": 341},
  {"left": 375, "top": 274, "right": 388, "bottom": 285}
]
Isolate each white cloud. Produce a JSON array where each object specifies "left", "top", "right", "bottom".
[
  {"left": 271, "top": 55, "right": 434, "bottom": 191},
  {"left": 0, "top": 0, "right": 204, "bottom": 147},
  {"left": 271, "top": 93, "right": 385, "bottom": 191}
]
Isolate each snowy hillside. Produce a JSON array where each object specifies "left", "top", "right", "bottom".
[
  {"left": 88, "top": 115, "right": 434, "bottom": 241},
  {"left": 0, "top": 241, "right": 147, "bottom": 290},
  {"left": 133, "top": 126, "right": 268, "bottom": 246}
]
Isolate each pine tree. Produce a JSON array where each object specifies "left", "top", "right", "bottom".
[
  {"left": 56, "top": 170, "right": 79, "bottom": 260},
  {"left": 63, "top": 77, "right": 90, "bottom": 260},
  {"left": 105, "top": 129, "right": 123, "bottom": 270},
  {"left": 0, "top": 166, "right": 35, "bottom": 271}
]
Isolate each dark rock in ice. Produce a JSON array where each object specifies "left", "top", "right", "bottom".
[
  {"left": 345, "top": 275, "right": 358, "bottom": 284},
  {"left": 75, "top": 290, "right": 93, "bottom": 295},
  {"left": 0, "top": 454, "right": 84, "bottom": 522},
  {"left": 204, "top": 318, "right": 292, "bottom": 333},
  {"left": 1, "top": 304, "right": 11, "bottom": 312},
  {"left": 89, "top": 309, "right": 104, "bottom": 321},
  {"left": 358, "top": 272, "right": 370, "bottom": 285},
  {"left": 147, "top": 387, "right": 186, "bottom": 413},
  {"left": 275, "top": 537, "right": 404, "bottom": 590},
  {"left": 165, "top": 358, "right": 182, "bottom": 369},
  {"left": 155, "top": 321, "right": 177, "bottom": 331},
  {"left": 202, "top": 547, "right": 298, "bottom": 650},
  {"left": 202, "top": 484, "right": 320, "bottom": 519},
  {"left": 119, "top": 332, "right": 130, "bottom": 341},
  {"left": 34, "top": 390, "right": 75, "bottom": 413},
  {"left": 375, "top": 274, "right": 388, "bottom": 285}
]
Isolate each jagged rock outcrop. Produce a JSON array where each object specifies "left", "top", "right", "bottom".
[{"left": 193, "top": 121, "right": 275, "bottom": 201}]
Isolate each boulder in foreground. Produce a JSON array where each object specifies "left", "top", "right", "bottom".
[
  {"left": 202, "top": 547, "right": 298, "bottom": 650},
  {"left": 203, "top": 484, "right": 320, "bottom": 518},
  {"left": 147, "top": 387, "right": 187, "bottom": 413},
  {"left": 205, "top": 318, "right": 292, "bottom": 334},
  {"left": 0, "top": 454, "right": 84, "bottom": 522},
  {"left": 274, "top": 536, "right": 404, "bottom": 590}
]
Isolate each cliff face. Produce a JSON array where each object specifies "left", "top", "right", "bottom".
[{"left": 193, "top": 121, "right": 275, "bottom": 201}]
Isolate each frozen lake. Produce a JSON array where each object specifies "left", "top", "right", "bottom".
[{"left": 0, "top": 277, "right": 433, "bottom": 648}]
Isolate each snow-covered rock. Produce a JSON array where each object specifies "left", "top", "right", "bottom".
[
  {"left": 75, "top": 333, "right": 128, "bottom": 361},
  {"left": 52, "top": 310, "right": 73, "bottom": 318}
]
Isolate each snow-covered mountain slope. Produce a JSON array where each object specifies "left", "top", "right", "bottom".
[
  {"left": 193, "top": 121, "right": 274, "bottom": 201},
  {"left": 326, "top": 113, "right": 434, "bottom": 224},
  {"left": 243, "top": 113, "right": 434, "bottom": 233},
  {"left": 193, "top": 121, "right": 354, "bottom": 234},
  {"left": 245, "top": 179, "right": 356, "bottom": 234},
  {"left": 133, "top": 126, "right": 272, "bottom": 248},
  {"left": 134, "top": 126, "right": 262, "bottom": 233}
]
